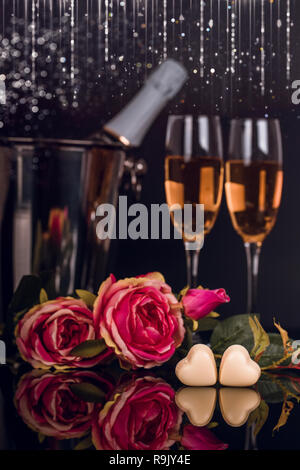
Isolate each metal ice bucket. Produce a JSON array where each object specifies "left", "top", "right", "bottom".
[{"left": 0, "top": 137, "right": 127, "bottom": 317}]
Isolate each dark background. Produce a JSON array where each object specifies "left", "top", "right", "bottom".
[{"left": 1, "top": 1, "right": 300, "bottom": 332}]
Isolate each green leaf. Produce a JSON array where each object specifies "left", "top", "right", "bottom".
[
  {"left": 74, "top": 435, "right": 93, "bottom": 451},
  {"left": 183, "top": 316, "right": 194, "bottom": 331},
  {"left": 178, "top": 286, "right": 189, "bottom": 301},
  {"left": 247, "top": 400, "right": 269, "bottom": 436},
  {"left": 258, "top": 334, "right": 288, "bottom": 368},
  {"left": 207, "top": 311, "right": 220, "bottom": 318},
  {"left": 70, "top": 339, "right": 107, "bottom": 358},
  {"left": 38, "top": 433, "right": 46, "bottom": 444},
  {"left": 8, "top": 275, "right": 42, "bottom": 317},
  {"left": 210, "top": 314, "right": 256, "bottom": 355},
  {"left": 197, "top": 317, "right": 219, "bottom": 332},
  {"left": 257, "top": 374, "right": 285, "bottom": 403},
  {"left": 39, "top": 288, "right": 48, "bottom": 304},
  {"left": 249, "top": 316, "right": 270, "bottom": 360},
  {"left": 207, "top": 422, "right": 219, "bottom": 429},
  {"left": 70, "top": 383, "right": 106, "bottom": 403},
  {"left": 274, "top": 320, "right": 291, "bottom": 354},
  {"left": 13, "top": 308, "right": 29, "bottom": 324},
  {"left": 273, "top": 400, "right": 294, "bottom": 433},
  {"left": 258, "top": 372, "right": 300, "bottom": 404},
  {"left": 209, "top": 314, "right": 291, "bottom": 370},
  {"left": 76, "top": 290, "right": 97, "bottom": 308}
]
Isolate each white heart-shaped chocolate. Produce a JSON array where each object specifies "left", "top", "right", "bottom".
[
  {"left": 175, "top": 387, "right": 217, "bottom": 427},
  {"left": 175, "top": 344, "right": 217, "bottom": 386},
  {"left": 219, "top": 388, "right": 261, "bottom": 427},
  {"left": 219, "top": 345, "right": 261, "bottom": 387}
]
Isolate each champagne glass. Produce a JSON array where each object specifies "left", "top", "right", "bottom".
[
  {"left": 165, "top": 115, "right": 224, "bottom": 287},
  {"left": 225, "top": 118, "right": 283, "bottom": 314}
]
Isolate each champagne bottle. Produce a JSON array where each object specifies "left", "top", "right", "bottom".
[{"left": 92, "top": 59, "right": 188, "bottom": 147}]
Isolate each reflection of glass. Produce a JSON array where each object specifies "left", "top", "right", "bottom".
[
  {"left": 225, "top": 119, "right": 283, "bottom": 314},
  {"left": 165, "top": 116, "right": 224, "bottom": 287}
]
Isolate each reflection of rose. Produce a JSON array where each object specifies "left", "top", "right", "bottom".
[
  {"left": 181, "top": 425, "right": 228, "bottom": 450},
  {"left": 15, "top": 370, "right": 114, "bottom": 440},
  {"left": 92, "top": 376, "right": 182, "bottom": 450},
  {"left": 93, "top": 273, "right": 185, "bottom": 369},
  {"left": 48, "top": 207, "right": 68, "bottom": 247},
  {"left": 15, "top": 298, "right": 111, "bottom": 369}
]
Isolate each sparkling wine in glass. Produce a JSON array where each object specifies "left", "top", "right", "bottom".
[
  {"left": 165, "top": 115, "right": 224, "bottom": 287},
  {"left": 225, "top": 118, "right": 283, "bottom": 313}
]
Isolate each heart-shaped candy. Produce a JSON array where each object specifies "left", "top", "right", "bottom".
[
  {"left": 219, "top": 388, "right": 261, "bottom": 427},
  {"left": 175, "top": 344, "right": 217, "bottom": 386},
  {"left": 219, "top": 345, "right": 261, "bottom": 387},
  {"left": 175, "top": 387, "right": 217, "bottom": 427}
]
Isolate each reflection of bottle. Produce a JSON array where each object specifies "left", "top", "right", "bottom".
[{"left": 91, "top": 59, "right": 188, "bottom": 147}]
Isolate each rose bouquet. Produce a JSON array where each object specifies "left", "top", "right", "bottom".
[{"left": 12, "top": 272, "right": 230, "bottom": 370}]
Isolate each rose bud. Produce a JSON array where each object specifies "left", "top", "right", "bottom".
[
  {"left": 181, "top": 425, "right": 228, "bottom": 451},
  {"left": 182, "top": 288, "right": 230, "bottom": 320}
]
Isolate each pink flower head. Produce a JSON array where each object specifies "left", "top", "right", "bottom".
[
  {"left": 93, "top": 273, "right": 185, "bottom": 369},
  {"left": 92, "top": 376, "right": 182, "bottom": 450},
  {"left": 15, "top": 297, "right": 112, "bottom": 369},
  {"left": 181, "top": 425, "right": 228, "bottom": 450},
  {"left": 182, "top": 288, "right": 230, "bottom": 320}
]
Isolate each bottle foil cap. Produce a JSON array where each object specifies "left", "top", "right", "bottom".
[
  {"left": 103, "top": 59, "right": 188, "bottom": 147},
  {"left": 148, "top": 59, "right": 188, "bottom": 100}
]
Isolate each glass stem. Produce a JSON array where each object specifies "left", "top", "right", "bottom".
[
  {"left": 244, "top": 242, "right": 262, "bottom": 314},
  {"left": 185, "top": 244, "right": 200, "bottom": 288}
]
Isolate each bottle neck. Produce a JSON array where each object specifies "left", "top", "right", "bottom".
[
  {"left": 103, "top": 83, "right": 167, "bottom": 148},
  {"left": 91, "top": 59, "right": 188, "bottom": 146},
  {"left": 92, "top": 59, "right": 187, "bottom": 147}
]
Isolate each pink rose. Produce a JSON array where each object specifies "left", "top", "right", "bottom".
[
  {"left": 15, "top": 297, "right": 112, "bottom": 369},
  {"left": 93, "top": 273, "right": 185, "bottom": 369},
  {"left": 15, "top": 370, "right": 114, "bottom": 440},
  {"left": 92, "top": 376, "right": 182, "bottom": 450},
  {"left": 182, "top": 288, "right": 230, "bottom": 320},
  {"left": 181, "top": 425, "right": 228, "bottom": 450}
]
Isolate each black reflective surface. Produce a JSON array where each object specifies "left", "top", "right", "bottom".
[{"left": 1, "top": 362, "right": 300, "bottom": 451}]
